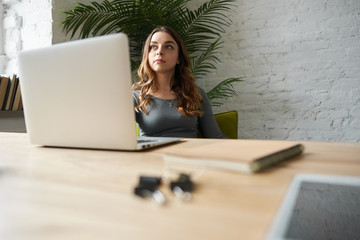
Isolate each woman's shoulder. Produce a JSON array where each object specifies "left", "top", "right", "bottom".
[
  {"left": 132, "top": 90, "right": 141, "bottom": 98},
  {"left": 132, "top": 90, "right": 141, "bottom": 105},
  {"left": 196, "top": 87, "right": 209, "bottom": 100},
  {"left": 197, "top": 86, "right": 206, "bottom": 97}
]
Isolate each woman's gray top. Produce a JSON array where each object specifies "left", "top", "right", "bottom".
[{"left": 133, "top": 88, "right": 226, "bottom": 138}]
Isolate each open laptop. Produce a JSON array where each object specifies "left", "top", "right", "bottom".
[
  {"left": 266, "top": 174, "right": 360, "bottom": 240},
  {"left": 18, "top": 33, "right": 181, "bottom": 150}
]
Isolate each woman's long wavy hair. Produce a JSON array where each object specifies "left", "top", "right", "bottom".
[{"left": 132, "top": 26, "right": 203, "bottom": 117}]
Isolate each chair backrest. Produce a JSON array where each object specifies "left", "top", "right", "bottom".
[
  {"left": 214, "top": 110, "right": 238, "bottom": 139},
  {"left": 136, "top": 110, "right": 239, "bottom": 139}
]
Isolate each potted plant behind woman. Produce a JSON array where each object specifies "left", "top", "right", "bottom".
[{"left": 62, "top": 0, "right": 242, "bottom": 138}]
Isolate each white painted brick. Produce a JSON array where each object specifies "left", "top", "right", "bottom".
[
  {"left": 4, "top": 28, "right": 21, "bottom": 57},
  {"left": 3, "top": 14, "right": 21, "bottom": 29},
  {"left": 0, "top": 55, "right": 6, "bottom": 73},
  {"left": 1, "top": 0, "right": 52, "bottom": 75},
  {"left": 3, "top": 0, "right": 20, "bottom": 5}
]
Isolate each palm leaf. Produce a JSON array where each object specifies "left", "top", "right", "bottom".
[
  {"left": 207, "top": 77, "right": 244, "bottom": 106},
  {"left": 181, "top": 0, "right": 235, "bottom": 55},
  {"left": 62, "top": 1, "right": 130, "bottom": 39},
  {"left": 62, "top": 0, "right": 243, "bottom": 106},
  {"left": 191, "top": 38, "right": 222, "bottom": 79}
]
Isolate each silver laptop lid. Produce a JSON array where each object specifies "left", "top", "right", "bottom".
[{"left": 18, "top": 33, "right": 139, "bottom": 150}]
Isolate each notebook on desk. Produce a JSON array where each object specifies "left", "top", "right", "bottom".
[
  {"left": 18, "top": 33, "right": 181, "bottom": 150},
  {"left": 164, "top": 140, "right": 304, "bottom": 173}
]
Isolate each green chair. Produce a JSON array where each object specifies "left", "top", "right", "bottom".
[
  {"left": 214, "top": 110, "right": 238, "bottom": 139},
  {"left": 136, "top": 110, "right": 238, "bottom": 139}
]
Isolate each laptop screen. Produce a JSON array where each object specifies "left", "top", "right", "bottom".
[{"left": 18, "top": 33, "right": 138, "bottom": 150}]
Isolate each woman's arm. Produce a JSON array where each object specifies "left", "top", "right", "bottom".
[
  {"left": 132, "top": 90, "right": 141, "bottom": 123},
  {"left": 198, "top": 88, "right": 228, "bottom": 139}
]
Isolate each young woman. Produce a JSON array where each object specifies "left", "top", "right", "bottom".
[{"left": 132, "top": 26, "right": 226, "bottom": 138}]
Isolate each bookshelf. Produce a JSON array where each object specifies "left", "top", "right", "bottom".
[
  {"left": 0, "top": 74, "right": 26, "bottom": 133},
  {"left": 0, "top": 111, "right": 26, "bottom": 132}
]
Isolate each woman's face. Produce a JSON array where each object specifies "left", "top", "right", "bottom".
[{"left": 148, "top": 31, "right": 179, "bottom": 75}]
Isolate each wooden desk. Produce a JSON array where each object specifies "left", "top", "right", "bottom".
[{"left": 0, "top": 133, "right": 359, "bottom": 240}]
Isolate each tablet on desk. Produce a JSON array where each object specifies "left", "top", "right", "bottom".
[{"left": 266, "top": 174, "right": 360, "bottom": 240}]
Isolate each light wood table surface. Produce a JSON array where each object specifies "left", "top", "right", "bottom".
[{"left": 0, "top": 132, "right": 359, "bottom": 240}]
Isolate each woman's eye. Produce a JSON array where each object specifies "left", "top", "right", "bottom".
[
  {"left": 166, "top": 45, "right": 174, "bottom": 49},
  {"left": 150, "top": 45, "right": 157, "bottom": 50}
]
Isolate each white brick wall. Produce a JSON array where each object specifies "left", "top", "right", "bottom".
[
  {"left": 1, "top": 0, "right": 52, "bottom": 75},
  {"left": 0, "top": 3, "right": 6, "bottom": 73},
  {"left": 204, "top": 0, "right": 360, "bottom": 142},
  {"left": 3, "top": 0, "right": 360, "bottom": 142}
]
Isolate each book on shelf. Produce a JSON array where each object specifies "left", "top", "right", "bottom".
[
  {"left": 163, "top": 140, "right": 304, "bottom": 174},
  {"left": 17, "top": 95, "right": 23, "bottom": 110},
  {"left": 0, "top": 76, "right": 10, "bottom": 110},
  {"left": 12, "top": 77, "right": 22, "bottom": 111},
  {"left": 5, "top": 75, "right": 19, "bottom": 110}
]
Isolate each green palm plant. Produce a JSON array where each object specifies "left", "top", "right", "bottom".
[{"left": 62, "top": 0, "right": 243, "bottom": 106}]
